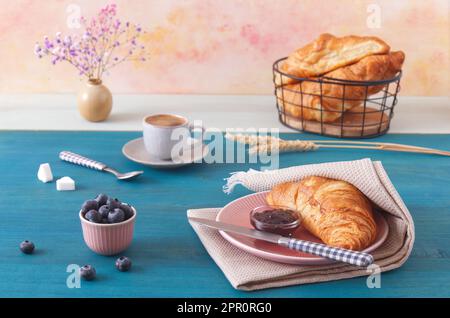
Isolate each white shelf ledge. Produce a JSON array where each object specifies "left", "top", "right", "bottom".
[{"left": 0, "top": 94, "right": 448, "bottom": 133}]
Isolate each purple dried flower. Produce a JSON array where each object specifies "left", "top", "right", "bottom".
[
  {"left": 44, "top": 37, "right": 54, "bottom": 49},
  {"left": 63, "top": 36, "right": 72, "bottom": 45},
  {"left": 35, "top": 3, "right": 148, "bottom": 80},
  {"left": 34, "top": 43, "right": 41, "bottom": 54}
]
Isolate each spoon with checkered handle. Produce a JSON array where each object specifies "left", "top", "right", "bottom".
[
  {"left": 189, "top": 217, "right": 374, "bottom": 267},
  {"left": 59, "top": 151, "right": 143, "bottom": 180}
]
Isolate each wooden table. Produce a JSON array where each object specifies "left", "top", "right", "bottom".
[{"left": 0, "top": 131, "right": 449, "bottom": 297}]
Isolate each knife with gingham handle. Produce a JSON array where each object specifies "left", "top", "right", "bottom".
[{"left": 189, "top": 217, "right": 374, "bottom": 267}]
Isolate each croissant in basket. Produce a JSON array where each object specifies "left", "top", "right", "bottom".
[
  {"left": 277, "top": 51, "right": 405, "bottom": 122},
  {"left": 266, "top": 176, "right": 377, "bottom": 251},
  {"left": 274, "top": 33, "right": 391, "bottom": 86}
]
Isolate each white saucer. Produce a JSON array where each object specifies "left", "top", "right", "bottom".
[{"left": 122, "top": 137, "right": 209, "bottom": 169}]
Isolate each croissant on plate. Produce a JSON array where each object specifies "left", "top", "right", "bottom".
[{"left": 266, "top": 176, "right": 377, "bottom": 251}]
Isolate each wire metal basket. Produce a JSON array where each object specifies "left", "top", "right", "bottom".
[{"left": 273, "top": 57, "right": 402, "bottom": 138}]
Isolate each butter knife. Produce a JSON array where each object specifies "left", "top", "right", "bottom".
[{"left": 189, "top": 217, "right": 373, "bottom": 267}]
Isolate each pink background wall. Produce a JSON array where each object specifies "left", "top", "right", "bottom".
[{"left": 0, "top": 0, "right": 448, "bottom": 95}]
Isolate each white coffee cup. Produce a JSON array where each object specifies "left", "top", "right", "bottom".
[{"left": 143, "top": 114, "right": 199, "bottom": 160}]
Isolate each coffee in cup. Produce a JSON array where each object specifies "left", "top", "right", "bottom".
[
  {"left": 142, "top": 114, "right": 201, "bottom": 160},
  {"left": 144, "top": 114, "right": 187, "bottom": 127}
]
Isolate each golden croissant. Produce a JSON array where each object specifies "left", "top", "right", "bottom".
[
  {"left": 266, "top": 176, "right": 377, "bottom": 251},
  {"left": 275, "top": 33, "right": 390, "bottom": 86},
  {"left": 277, "top": 51, "right": 405, "bottom": 122}
]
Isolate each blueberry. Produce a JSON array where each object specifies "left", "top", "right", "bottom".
[
  {"left": 85, "top": 210, "right": 102, "bottom": 223},
  {"left": 79, "top": 265, "right": 96, "bottom": 281},
  {"left": 98, "top": 205, "right": 111, "bottom": 219},
  {"left": 95, "top": 193, "right": 109, "bottom": 206},
  {"left": 107, "top": 197, "right": 121, "bottom": 210},
  {"left": 108, "top": 208, "right": 125, "bottom": 224},
  {"left": 120, "top": 204, "right": 134, "bottom": 220},
  {"left": 115, "top": 256, "right": 132, "bottom": 272},
  {"left": 20, "top": 240, "right": 35, "bottom": 254},
  {"left": 101, "top": 218, "right": 109, "bottom": 224},
  {"left": 81, "top": 200, "right": 98, "bottom": 213}
]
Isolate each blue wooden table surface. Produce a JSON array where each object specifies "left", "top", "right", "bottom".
[{"left": 0, "top": 131, "right": 449, "bottom": 297}]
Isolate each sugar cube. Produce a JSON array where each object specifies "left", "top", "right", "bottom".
[
  {"left": 56, "top": 176, "right": 76, "bottom": 191},
  {"left": 37, "top": 163, "right": 53, "bottom": 183}
]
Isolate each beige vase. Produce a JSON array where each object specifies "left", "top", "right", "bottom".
[{"left": 77, "top": 79, "right": 113, "bottom": 122}]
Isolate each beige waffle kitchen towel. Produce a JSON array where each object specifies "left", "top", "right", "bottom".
[{"left": 187, "top": 158, "right": 414, "bottom": 291}]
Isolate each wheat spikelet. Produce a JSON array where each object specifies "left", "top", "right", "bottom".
[
  {"left": 224, "top": 132, "right": 278, "bottom": 146},
  {"left": 224, "top": 132, "right": 450, "bottom": 157},
  {"left": 225, "top": 133, "right": 318, "bottom": 154}
]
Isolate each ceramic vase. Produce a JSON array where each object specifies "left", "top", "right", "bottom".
[{"left": 77, "top": 79, "right": 112, "bottom": 122}]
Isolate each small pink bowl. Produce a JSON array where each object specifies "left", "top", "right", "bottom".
[{"left": 79, "top": 206, "right": 136, "bottom": 256}]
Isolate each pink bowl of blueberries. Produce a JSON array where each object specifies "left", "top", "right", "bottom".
[{"left": 79, "top": 194, "right": 136, "bottom": 256}]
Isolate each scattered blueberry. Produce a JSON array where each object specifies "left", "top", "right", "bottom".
[
  {"left": 85, "top": 210, "right": 102, "bottom": 223},
  {"left": 98, "top": 205, "right": 111, "bottom": 219},
  {"left": 107, "top": 197, "right": 121, "bottom": 210},
  {"left": 115, "top": 256, "right": 132, "bottom": 272},
  {"left": 80, "top": 265, "right": 96, "bottom": 281},
  {"left": 95, "top": 193, "right": 109, "bottom": 206},
  {"left": 20, "top": 240, "right": 35, "bottom": 254},
  {"left": 81, "top": 200, "right": 99, "bottom": 213},
  {"left": 120, "top": 204, "right": 134, "bottom": 220},
  {"left": 108, "top": 208, "right": 125, "bottom": 224}
]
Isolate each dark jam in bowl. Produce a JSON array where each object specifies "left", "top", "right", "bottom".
[
  {"left": 250, "top": 206, "right": 301, "bottom": 236},
  {"left": 253, "top": 210, "right": 297, "bottom": 224}
]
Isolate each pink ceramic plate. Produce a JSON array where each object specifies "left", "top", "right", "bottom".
[{"left": 217, "top": 191, "right": 389, "bottom": 265}]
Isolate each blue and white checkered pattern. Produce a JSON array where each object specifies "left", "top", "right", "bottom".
[{"left": 286, "top": 238, "right": 374, "bottom": 267}]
